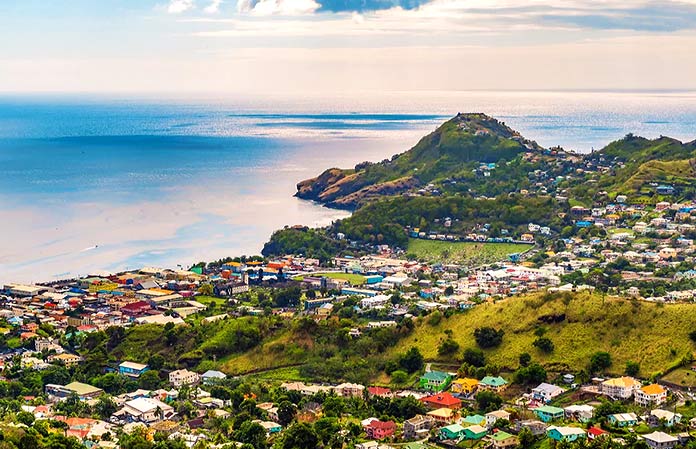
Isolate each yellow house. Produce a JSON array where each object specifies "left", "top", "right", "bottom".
[
  {"left": 451, "top": 378, "right": 479, "bottom": 395},
  {"left": 427, "top": 407, "right": 459, "bottom": 424}
]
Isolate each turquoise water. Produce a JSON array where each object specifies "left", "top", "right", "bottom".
[{"left": 1, "top": 91, "right": 695, "bottom": 282}]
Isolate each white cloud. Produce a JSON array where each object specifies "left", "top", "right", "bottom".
[
  {"left": 168, "top": 0, "right": 195, "bottom": 13},
  {"left": 204, "top": 0, "right": 223, "bottom": 13},
  {"left": 237, "top": 0, "right": 320, "bottom": 15}
]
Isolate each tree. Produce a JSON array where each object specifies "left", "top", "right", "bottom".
[
  {"left": 590, "top": 351, "right": 612, "bottom": 373},
  {"left": 532, "top": 337, "right": 554, "bottom": 353},
  {"left": 277, "top": 401, "right": 296, "bottom": 426},
  {"left": 462, "top": 348, "right": 486, "bottom": 367},
  {"left": 517, "top": 427, "right": 536, "bottom": 448},
  {"left": 282, "top": 423, "right": 319, "bottom": 449},
  {"left": 399, "top": 347, "right": 424, "bottom": 373},
  {"left": 438, "top": 338, "right": 460, "bottom": 357},
  {"left": 390, "top": 370, "right": 408, "bottom": 385},
  {"left": 139, "top": 370, "right": 162, "bottom": 390},
  {"left": 625, "top": 361, "right": 640, "bottom": 376},
  {"left": 94, "top": 394, "right": 118, "bottom": 420},
  {"left": 474, "top": 327, "right": 504, "bottom": 348},
  {"left": 234, "top": 421, "right": 268, "bottom": 449},
  {"left": 475, "top": 390, "right": 503, "bottom": 412},
  {"left": 198, "top": 283, "right": 214, "bottom": 296},
  {"left": 514, "top": 363, "right": 547, "bottom": 385},
  {"left": 519, "top": 352, "right": 531, "bottom": 367}
]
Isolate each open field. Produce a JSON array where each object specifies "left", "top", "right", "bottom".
[
  {"left": 291, "top": 271, "right": 367, "bottom": 286},
  {"left": 393, "top": 292, "right": 696, "bottom": 377},
  {"left": 661, "top": 367, "right": 696, "bottom": 388},
  {"left": 406, "top": 239, "right": 532, "bottom": 265}
]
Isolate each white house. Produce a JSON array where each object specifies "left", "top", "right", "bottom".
[
  {"left": 169, "top": 369, "right": 200, "bottom": 387},
  {"left": 532, "top": 383, "right": 565, "bottom": 403}
]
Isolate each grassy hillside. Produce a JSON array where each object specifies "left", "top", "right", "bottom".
[
  {"left": 393, "top": 292, "right": 696, "bottom": 378},
  {"left": 406, "top": 239, "right": 532, "bottom": 265}
]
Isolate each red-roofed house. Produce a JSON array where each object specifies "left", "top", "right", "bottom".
[
  {"left": 367, "top": 386, "right": 393, "bottom": 398},
  {"left": 420, "top": 392, "right": 462, "bottom": 410},
  {"left": 120, "top": 301, "right": 152, "bottom": 317},
  {"left": 588, "top": 427, "right": 609, "bottom": 440},
  {"left": 364, "top": 420, "right": 396, "bottom": 439}
]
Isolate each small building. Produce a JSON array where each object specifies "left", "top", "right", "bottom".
[
  {"left": 642, "top": 431, "right": 678, "bottom": 449},
  {"left": 485, "top": 410, "right": 511, "bottom": 428},
  {"left": 450, "top": 378, "right": 478, "bottom": 395},
  {"left": 403, "top": 414, "right": 435, "bottom": 440},
  {"left": 461, "top": 414, "right": 486, "bottom": 427},
  {"left": 169, "top": 369, "right": 200, "bottom": 387},
  {"left": 426, "top": 407, "right": 459, "bottom": 424},
  {"left": 364, "top": 420, "right": 396, "bottom": 440},
  {"left": 439, "top": 423, "right": 465, "bottom": 441},
  {"left": 119, "top": 362, "right": 149, "bottom": 378},
  {"left": 608, "top": 412, "right": 638, "bottom": 427},
  {"left": 534, "top": 405, "right": 564, "bottom": 423},
  {"left": 47, "top": 353, "right": 83, "bottom": 368},
  {"left": 489, "top": 430, "right": 518, "bottom": 449},
  {"left": 635, "top": 384, "right": 667, "bottom": 407},
  {"left": 648, "top": 410, "right": 682, "bottom": 428},
  {"left": 419, "top": 371, "right": 452, "bottom": 392},
  {"left": 420, "top": 392, "right": 461, "bottom": 410},
  {"left": 479, "top": 376, "right": 508, "bottom": 393},
  {"left": 547, "top": 426, "right": 586, "bottom": 442},
  {"left": 46, "top": 382, "right": 103, "bottom": 400},
  {"left": 601, "top": 376, "right": 641, "bottom": 399},
  {"left": 532, "top": 383, "right": 565, "bottom": 403},
  {"left": 564, "top": 404, "right": 594, "bottom": 423},
  {"left": 201, "top": 370, "right": 227, "bottom": 385},
  {"left": 463, "top": 425, "right": 488, "bottom": 440}
]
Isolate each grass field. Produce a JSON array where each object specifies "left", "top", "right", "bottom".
[
  {"left": 291, "top": 272, "right": 367, "bottom": 286},
  {"left": 661, "top": 367, "right": 696, "bottom": 388},
  {"left": 406, "top": 239, "right": 532, "bottom": 265},
  {"left": 393, "top": 292, "right": 696, "bottom": 377}
]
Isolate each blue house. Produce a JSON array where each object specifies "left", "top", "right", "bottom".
[
  {"left": 608, "top": 413, "right": 638, "bottom": 427},
  {"left": 576, "top": 221, "right": 592, "bottom": 228},
  {"left": 118, "top": 361, "right": 149, "bottom": 378},
  {"left": 547, "top": 426, "right": 586, "bottom": 442},
  {"left": 656, "top": 185, "right": 675, "bottom": 195},
  {"left": 534, "top": 406, "right": 565, "bottom": 423}
]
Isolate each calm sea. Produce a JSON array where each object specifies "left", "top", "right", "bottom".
[{"left": 1, "top": 90, "right": 695, "bottom": 282}]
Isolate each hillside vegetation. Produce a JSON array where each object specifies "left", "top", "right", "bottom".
[
  {"left": 394, "top": 292, "right": 696, "bottom": 377},
  {"left": 406, "top": 239, "right": 532, "bottom": 265}
]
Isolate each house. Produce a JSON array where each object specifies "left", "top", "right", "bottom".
[
  {"left": 119, "top": 362, "right": 149, "bottom": 378},
  {"left": 450, "top": 378, "right": 478, "bottom": 395},
  {"left": 47, "top": 353, "right": 83, "bottom": 368},
  {"left": 642, "top": 431, "right": 678, "bottom": 449},
  {"left": 120, "top": 300, "right": 152, "bottom": 317},
  {"left": 403, "top": 414, "right": 435, "bottom": 440},
  {"left": 463, "top": 425, "right": 488, "bottom": 440},
  {"left": 479, "top": 376, "right": 508, "bottom": 392},
  {"left": 608, "top": 412, "right": 638, "bottom": 427},
  {"left": 367, "top": 386, "right": 393, "bottom": 398},
  {"left": 364, "top": 420, "right": 396, "bottom": 440},
  {"left": 587, "top": 427, "right": 609, "bottom": 440},
  {"left": 534, "top": 405, "right": 564, "bottom": 423},
  {"left": 601, "top": 376, "right": 641, "bottom": 399},
  {"left": 547, "top": 426, "right": 586, "bottom": 442},
  {"left": 45, "top": 382, "right": 103, "bottom": 400},
  {"left": 201, "top": 370, "right": 227, "bottom": 385},
  {"left": 426, "top": 407, "right": 459, "bottom": 424},
  {"left": 169, "top": 369, "right": 200, "bottom": 387},
  {"left": 648, "top": 410, "right": 682, "bottom": 428},
  {"left": 564, "top": 404, "right": 594, "bottom": 422},
  {"left": 419, "top": 371, "right": 452, "bottom": 392},
  {"left": 485, "top": 410, "right": 511, "bottom": 428},
  {"left": 420, "top": 392, "right": 461, "bottom": 410},
  {"left": 335, "top": 383, "right": 365, "bottom": 397},
  {"left": 488, "top": 430, "right": 518, "bottom": 449},
  {"left": 112, "top": 397, "right": 175, "bottom": 423},
  {"left": 635, "top": 384, "right": 667, "bottom": 407},
  {"left": 255, "top": 420, "right": 283, "bottom": 434},
  {"left": 532, "top": 383, "right": 565, "bottom": 403},
  {"left": 516, "top": 420, "right": 547, "bottom": 436},
  {"left": 461, "top": 414, "right": 486, "bottom": 427},
  {"left": 439, "top": 423, "right": 465, "bottom": 441}
]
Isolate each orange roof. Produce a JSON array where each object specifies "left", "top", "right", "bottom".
[{"left": 640, "top": 384, "right": 665, "bottom": 395}]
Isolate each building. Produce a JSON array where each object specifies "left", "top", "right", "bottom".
[
  {"left": 420, "top": 392, "right": 461, "bottom": 410},
  {"left": 403, "top": 415, "right": 435, "bottom": 440},
  {"left": 642, "top": 431, "right": 678, "bottom": 449},
  {"left": 450, "top": 378, "right": 478, "bottom": 395},
  {"left": 419, "top": 371, "right": 452, "bottom": 392},
  {"left": 516, "top": 420, "right": 547, "bottom": 436},
  {"left": 601, "top": 376, "right": 641, "bottom": 399},
  {"left": 201, "top": 370, "right": 227, "bottom": 385},
  {"left": 439, "top": 423, "right": 465, "bottom": 441},
  {"left": 485, "top": 410, "right": 511, "bottom": 428},
  {"left": 112, "top": 397, "right": 176, "bottom": 423},
  {"left": 46, "top": 382, "right": 103, "bottom": 400},
  {"left": 169, "top": 369, "right": 200, "bottom": 387},
  {"left": 479, "top": 376, "right": 508, "bottom": 392},
  {"left": 534, "top": 406, "right": 565, "bottom": 423},
  {"left": 547, "top": 426, "right": 586, "bottom": 442},
  {"left": 648, "top": 410, "right": 682, "bottom": 428},
  {"left": 364, "top": 420, "right": 396, "bottom": 440},
  {"left": 426, "top": 407, "right": 459, "bottom": 424},
  {"left": 564, "top": 404, "right": 594, "bottom": 423},
  {"left": 489, "top": 430, "right": 518, "bottom": 449},
  {"left": 335, "top": 383, "right": 365, "bottom": 397},
  {"left": 532, "top": 383, "right": 565, "bottom": 403},
  {"left": 463, "top": 425, "right": 488, "bottom": 440},
  {"left": 119, "top": 362, "right": 149, "bottom": 378},
  {"left": 608, "top": 412, "right": 638, "bottom": 427},
  {"left": 47, "top": 353, "right": 83, "bottom": 368},
  {"left": 635, "top": 384, "right": 668, "bottom": 407}
]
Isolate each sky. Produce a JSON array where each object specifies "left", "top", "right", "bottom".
[{"left": 1, "top": 0, "right": 696, "bottom": 95}]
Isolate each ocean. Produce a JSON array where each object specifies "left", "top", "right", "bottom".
[{"left": 1, "top": 90, "right": 696, "bottom": 283}]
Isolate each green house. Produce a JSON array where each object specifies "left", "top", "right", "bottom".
[
  {"left": 534, "top": 405, "right": 564, "bottom": 423},
  {"left": 479, "top": 376, "right": 508, "bottom": 392},
  {"left": 461, "top": 414, "right": 486, "bottom": 427},
  {"left": 463, "top": 425, "right": 488, "bottom": 440},
  {"left": 419, "top": 371, "right": 452, "bottom": 392},
  {"left": 439, "top": 423, "right": 465, "bottom": 440}
]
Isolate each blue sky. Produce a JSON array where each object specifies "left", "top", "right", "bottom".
[{"left": 1, "top": 0, "right": 695, "bottom": 94}]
